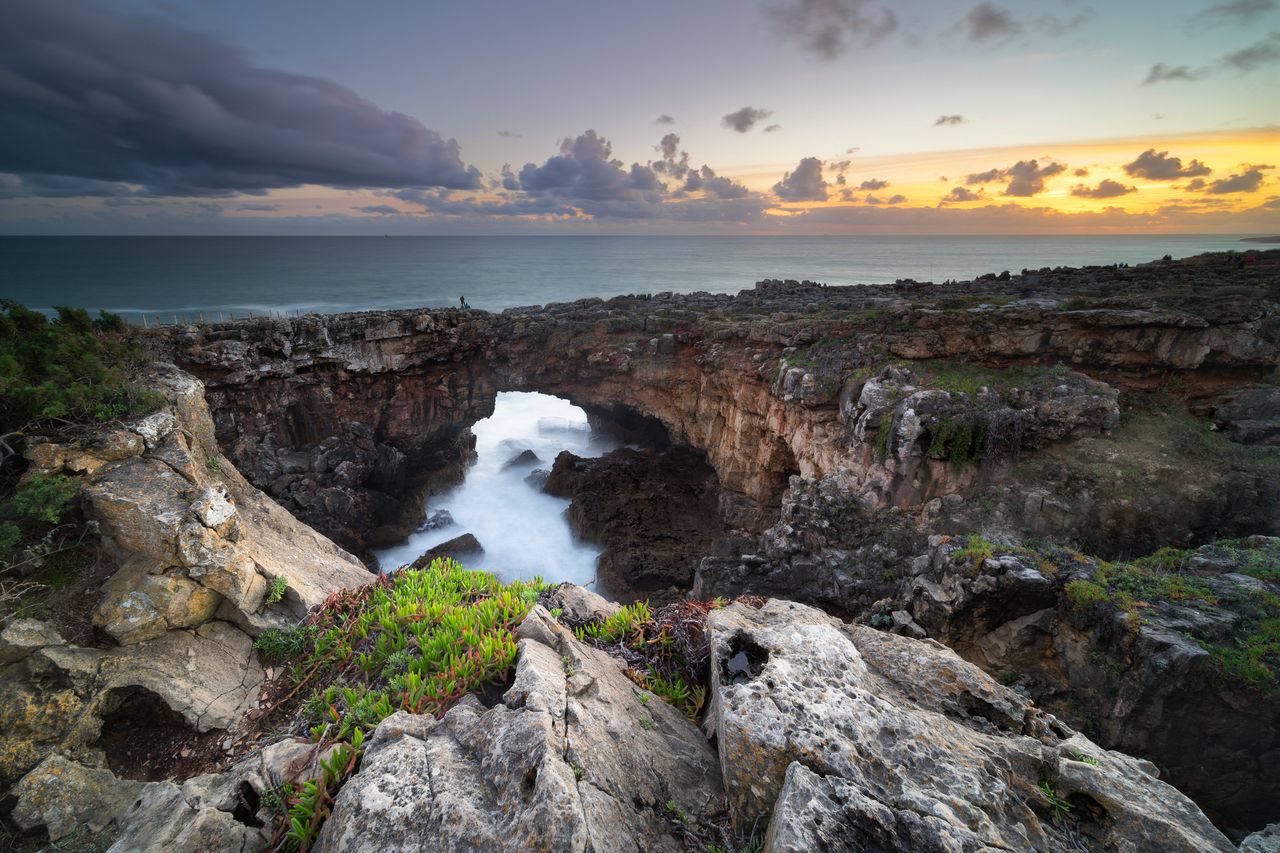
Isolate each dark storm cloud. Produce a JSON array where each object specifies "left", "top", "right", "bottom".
[
  {"left": 966, "top": 169, "right": 1003, "bottom": 185},
  {"left": 492, "top": 130, "right": 765, "bottom": 220},
  {"left": 1123, "top": 149, "right": 1213, "bottom": 179},
  {"left": 1074, "top": 168, "right": 1090, "bottom": 177},
  {"left": 652, "top": 133, "right": 692, "bottom": 180},
  {"left": 237, "top": 203, "right": 280, "bottom": 211},
  {"left": 0, "top": 0, "right": 481, "bottom": 197},
  {"left": 356, "top": 205, "right": 406, "bottom": 215},
  {"left": 859, "top": 179, "right": 889, "bottom": 190},
  {"left": 1070, "top": 179, "right": 1135, "bottom": 199},
  {"left": 1143, "top": 63, "right": 1208, "bottom": 84},
  {"left": 1002, "top": 160, "right": 1066, "bottom": 196},
  {"left": 765, "top": 0, "right": 899, "bottom": 59},
  {"left": 682, "top": 166, "right": 752, "bottom": 199},
  {"left": 1203, "top": 167, "right": 1269, "bottom": 193},
  {"left": 1189, "top": 0, "right": 1277, "bottom": 28},
  {"left": 722, "top": 106, "right": 774, "bottom": 133},
  {"left": 654, "top": 114, "right": 677, "bottom": 125},
  {"left": 966, "top": 161, "right": 1065, "bottom": 196},
  {"left": 959, "top": 4, "right": 1023, "bottom": 42},
  {"left": 772, "top": 158, "right": 830, "bottom": 201},
  {"left": 0, "top": 173, "right": 135, "bottom": 198},
  {"left": 934, "top": 115, "right": 966, "bottom": 126},
  {"left": 1220, "top": 31, "right": 1280, "bottom": 71},
  {"left": 864, "top": 193, "right": 906, "bottom": 204},
  {"left": 939, "top": 187, "right": 983, "bottom": 204},
  {"left": 764, "top": 124, "right": 784, "bottom": 133}
]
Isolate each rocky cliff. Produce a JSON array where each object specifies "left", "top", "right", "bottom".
[
  {"left": 4, "top": 251, "right": 1278, "bottom": 850},
  {"left": 147, "top": 250, "right": 1280, "bottom": 553},
  {"left": 1, "top": 363, "right": 371, "bottom": 816}
]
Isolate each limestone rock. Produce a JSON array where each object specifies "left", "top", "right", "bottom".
[
  {"left": 706, "top": 599, "right": 1234, "bottom": 852},
  {"left": 100, "top": 620, "right": 264, "bottom": 732},
  {"left": 107, "top": 781, "right": 261, "bottom": 853},
  {"left": 1241, "top": 824, "right": 1280, "bottom": 853},
  {"left": 129, "top": 410, "right": 178, "bottom": 449},
  {"left": 83, "top": 458, "right": 190, "bottom": 565},
  {"left": 107, "top": 738, "right": 320, "bottom": 853},
  {"left": 0, "top": 619, "right": 64, "bottom": 664},
  {"left": 314, "top": 606, "right": 722, "bottom": 852},
  {"left": 12, "top": 754, "right": 143, "bottom": 841},
  {"left": 544, "top": 582, "right": 618, "bottom": 623}
]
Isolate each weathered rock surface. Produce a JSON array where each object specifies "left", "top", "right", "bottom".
[
  {"left": 406, "top": 532, "right": 484, "bottom": 568},
  {"left": 150, "top": 252, "right": 1280, "bottom": 546},
  {"left": 108, "top": 737, "right": 321, "bottom": 852},
  {"left": 906, "top": 536, "right": 1280, "bottom": 836},
  {"left": 11, "top": 754, "right": 144, "bottom": 841},
  {"left": 707, "top": 598, "right": 1235, "bottom": 852},
  {"left": 313, "top": 605, "right": 723, "bottom": 852},
  {"left": 56, "top": 364, "right": 374, "bottom": 642},
  {"left": 2, "top": 363, "right": 371, "bottom": 811},
  {"left": 544, "top": 447, "right": 728, "bottom": 599}
]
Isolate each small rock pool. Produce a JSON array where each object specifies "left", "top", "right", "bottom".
[{"left": 372, "top": 392, "right": 621, "bottom": 587}]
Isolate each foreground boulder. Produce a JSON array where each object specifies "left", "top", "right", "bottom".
[
  {"left": 314, "top": 605, "right": 722, "bottom": 852},
  {"left": 707, "top": 598, "right": 1235, "bottom": 852}
]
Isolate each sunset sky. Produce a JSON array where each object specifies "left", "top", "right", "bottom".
[{"left": 1, "top": 0, "right": 1277, "bottom": 234}]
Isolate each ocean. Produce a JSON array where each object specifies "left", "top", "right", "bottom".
[{"left": 0, "top": 234, "right": 1257, "bottom": 321}]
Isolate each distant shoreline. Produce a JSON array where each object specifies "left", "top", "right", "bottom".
[{"left": 1241, "top": 236, "right": 1280, "bottom": 244}]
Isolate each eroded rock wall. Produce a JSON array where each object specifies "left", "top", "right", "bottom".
[{"left": 147, "top": 252, "right": 1280, "bottom": 548}]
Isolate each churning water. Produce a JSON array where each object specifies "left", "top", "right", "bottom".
[{"left": 372, "top": 392, "right": 621, "bottom": 588}]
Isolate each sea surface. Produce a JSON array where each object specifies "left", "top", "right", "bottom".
[{"left": 0, "top": 234, "right": 1257, "bottom": 322}]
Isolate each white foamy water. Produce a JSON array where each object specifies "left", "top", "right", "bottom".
[{"left": 372, "top": 392, "right": 621, "bottom": 587}]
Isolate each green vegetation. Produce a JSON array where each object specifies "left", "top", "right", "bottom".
[
  {"left": 259, "top": 559, "right": 546, "bottom": 850},
  {"left": 264, "top": 575, "right": 289, "bottom": 607},
  {"left": 573, "top": 601, "right": 651, "bottom": 645},
  {"left": 205, "top": 455, "right": 221, "bottom": 472},
  {"left": 570, "top": 598, "right": 727, "bottom": 720},
  {"left": 1067, "top": 749, "right": 1099, "bottom": 766},
  {"left": 908, "top": 359, "right": 1045, "bottom": 396},
  {"left": 927, "top": 415, "right": 987, "bottom": 465},
  {"left": 0, "top": 302, "right": 161, "bottom": 432},
  {"left": 1038, "top": 778, "right": 1073, "bottom": 824},
  {"left": 254, "top": 626, "right": 316, "bottom": 665},
  {"left": 1058, "top": 539, "right": 1280, "bottom": 690},
  {"left": 271, "top": 730, "right": 362, "bottom": 852},
  {"left": 0, "top": 474, "right": 78, "bottom": 564},
  {"left": 953, "top": 534, "right": 997, "bottom": 573},
  {"left": 0, "top": 302, "right": 164, "bottom": 622}
]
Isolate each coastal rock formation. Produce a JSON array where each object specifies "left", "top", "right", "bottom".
[
  {"left": 906, "top": 535, "right": 1280, "bottom": 836},
  {"left": 1, "top": 364, "right": 371, "bottom": 804},
  {"left": 313, "top": 606, "right": 723, "bottom": 852},
  {"left": 148, "top": 251, "right": 1280, "bottom": 550},
  {"left": 97, "top": 593, "right": 1240, "bottom": 852},
  {"left": 542, "top": 447, "right": 728, "bottom": 600},
  {"left": 707, "top": 598, "right": 1234, "bottom": 851}
]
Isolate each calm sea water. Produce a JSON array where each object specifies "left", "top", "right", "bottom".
[{"left": 0, "top": 234, "right": 1255, "bottom": 321}]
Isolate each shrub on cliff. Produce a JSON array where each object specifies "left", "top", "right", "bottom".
[{"left": 0, "top": 301, "right": 161, "bottom": 442}]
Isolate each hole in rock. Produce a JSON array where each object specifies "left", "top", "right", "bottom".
[
  {"left": 231, "top": 781, "right": 264, "bottom": 827},
  {"left": 721, "top": 634, "right": 770, "bottom": 685},
  {"left": 98, "top": 686, "right": 220, "bottom": 782},
  {"left": 373, "top": 392, "right": 626, "bottom": 586}
]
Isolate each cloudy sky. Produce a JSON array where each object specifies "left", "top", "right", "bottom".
[{"left": 0, "top": 0, "right": 1276, "bottom": 234}]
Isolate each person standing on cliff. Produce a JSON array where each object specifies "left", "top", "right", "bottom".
[{"left": 459, "top": 295, "right": 471, "bottom": 310}]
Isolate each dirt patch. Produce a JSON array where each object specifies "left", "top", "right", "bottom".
[{"left": 98, "top": 686, "right": 227, "bottom": 782}]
